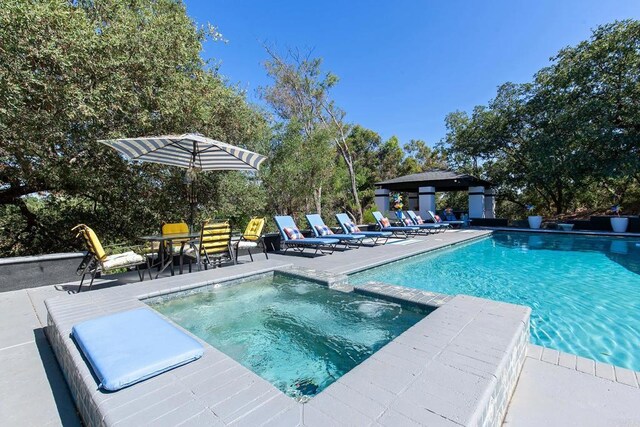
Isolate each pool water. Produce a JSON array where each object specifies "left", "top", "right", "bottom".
[
  {"left": 350, "top": 232, "right": 640, "bottom": 370},
  {"left": 149, "top": 274, "right": 428, "bottom": 400}
]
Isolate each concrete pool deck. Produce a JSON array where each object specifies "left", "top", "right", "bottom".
[{"left": 1, "top": 229, "right": 640, "bottom": 426}]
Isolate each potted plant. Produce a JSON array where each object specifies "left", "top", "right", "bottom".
[
  {"left": 610, "top": 205, "right": 628, "bottom": 233},
  {"left": 526, "top": 204, "right": 542, "bottom": 229}
]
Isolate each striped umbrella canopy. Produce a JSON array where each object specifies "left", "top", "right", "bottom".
[
  {"left": 99, "top": 133, "right": 267, "bottom": 171},
  {"left": 99, "top": 133, "right": 267, "bottom": 228}
]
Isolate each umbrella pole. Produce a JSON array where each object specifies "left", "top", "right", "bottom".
[{"left": 189, "top": 179, "right": 196, "bottom": 232}]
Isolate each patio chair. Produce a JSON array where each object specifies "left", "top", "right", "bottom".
[
  {"left": 305, "top": 213, "right": 365, "bottom": 248},
  {"left": 185, "top": 220, "right": 235, "bottom": 269},
  {"left": 405, "top": 210, "right": 447, "bottom": 233},
  {"left": 71, "top": 224, "right": 151, "bottom": 293},
  {"left": 426, "top": 210, "right": 463, "bottom": 228},
  {"left": 274, "top": 215, "right": 339, "bottom": 255},
  {"left": 372, "top": 211, "right": 419, "bottom": 238},
  {"left": 234, "top": 217, "right": 269, "bottom": 262},
  {"left": 395, "top": 211, "right": 443, "bottom": 234},
  {"left": 161, "top": 221, "right": 192, "bottom": 273},
  {"left": 335, "top": 213, "right": 391, "bottom": 245}
]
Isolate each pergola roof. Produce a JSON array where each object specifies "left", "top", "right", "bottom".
[{"left": 375, "top": 170, "right": 493, "bottom": 192}]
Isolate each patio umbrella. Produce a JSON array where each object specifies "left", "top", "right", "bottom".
[{"left": 99, "top": 133, "right": 267, "bottom": 227}]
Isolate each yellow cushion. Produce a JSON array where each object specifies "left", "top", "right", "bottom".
[
  {"left": 84, "top": 227, "right": 107, "bottom": 261},
  {"left": 243, "top": 218, "right": 264, "bottom": 242},
  {"left": 200, "top": 222, "right": 231, "bottom": 255},
  {"left": 162, "top": 222, "right": 189, "bottom": 235}
]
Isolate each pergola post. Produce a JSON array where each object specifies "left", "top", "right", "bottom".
[
  {"left": 375, "top": 188, "right": 390, "bottom": 214},
  {"left": 418, "top": 186, "right": 436, "bottom": 218},
  {"left": 407, "top": 192, "right": 419, "bottom": 211},
  {"left": 484, "top": 188, "right": 496, "bottom": 219},
  {"left": 469, "top": 186, "right": 485, "bottom": 218}
]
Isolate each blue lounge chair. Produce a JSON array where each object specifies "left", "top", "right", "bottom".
[
  {"left": 335, "top": 213, "right": 391, "bottom": 245},
  {"left": 426, "top": 210, "right": 463, "bottom": 228},
  {"left": 405, "top": 210, "right": 446, "bottom": 233},
  {"left": 274, "top": 216, "right": 339, "bottom": 255},
  {"left": 305, "top": 214, "right": 366, "bottom": 248},
  {"left": 395, "top": 211, "right": 444, "bottom": 234},
  {"left": 372, "top": 211, "right": 419, "bottom": 238}
]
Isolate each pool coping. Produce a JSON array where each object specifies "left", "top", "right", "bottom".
[
  {"left": 45, "top": 260, "right": 530, "bottom": 426},
  {"left": 329, "top": 230, "right": 493, "bottom": 276},
  {"left": 477, "top": 226, "right": 640, "bottom": 239}
]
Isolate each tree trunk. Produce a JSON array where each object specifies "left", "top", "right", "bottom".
[
  {"left": 345, "top": 159, "right": 363, "bottom": 223},
  {"left": 313, "top": 186, "right": 322, "bottom": 215}
]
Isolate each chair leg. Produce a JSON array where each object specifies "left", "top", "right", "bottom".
[
  {"left": 87, "top": 271, "right": 98, "bottom": 292},
  {"left": 247, "top": 248, "right": 253, "bottom": 262},
  {"left": 77, "top": 273, "right": 87, "bottom": 293}
]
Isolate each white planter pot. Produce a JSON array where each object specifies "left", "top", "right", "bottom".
[
  {"left": 610, "top": 217, "right": 629, "bottom": 233},
  {"left": 528, "top": 216, "right": 543, "bottom": 229}
]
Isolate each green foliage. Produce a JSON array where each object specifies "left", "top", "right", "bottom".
[
  {"left": 0, "top": 0, "right": 268, "bottom": 255},
  {"left": 442, "top": 20, "right": 640, "bottom": 216},
  {"left": 3, "top": 3, "right": 637, "bottom": 257}
]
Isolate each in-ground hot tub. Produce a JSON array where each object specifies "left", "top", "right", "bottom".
[
  {"left": 147, "top": 273, "right": 432, "bottom": 400},
  {"left": 46, "top": 264, "right": 530, "bottom": 426}
]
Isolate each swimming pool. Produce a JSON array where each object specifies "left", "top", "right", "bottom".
[
  {"left": 149, "top": 273, "right": 428, "bottom": 400},
  {"left": 350, "top": 232, "right": 640, "bottom": 371}
]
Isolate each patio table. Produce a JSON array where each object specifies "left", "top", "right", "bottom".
[{"left": 140, "top": 232, "right": 200, "bottom": 278}]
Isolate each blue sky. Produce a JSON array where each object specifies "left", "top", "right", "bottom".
[{"left": 184, "top": 1, "right": 640, "bottom": 146}]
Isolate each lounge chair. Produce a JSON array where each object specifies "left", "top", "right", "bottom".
[
  {"left": 185, "top": 220, "right": 235, "bottom": 269},
  {"left": 234, "top": 217, "right": 269, "bottom": 262},
  {"left": 406, "top": 210, "right": 446, "bottom": 233},
  {"left": 274, "top": 216, "right": 339, "bottom": 255},
  {"left": 305, "top": 214, "right": 366, "bottom": 248},
  {"left": 372, "top": 211, "right": 419, "bottom": 238},
  {"left": 335, "top": 213, "right": 391, "bottom": 245},
  {"left": 395, "top": 211, "right": 444, "bottom": 234},
  {"left": 427, "top": 210, "right": 464, "bottom": 228},
  {"left": 72, "top": 224, "right": 151, "bottom": 293}
]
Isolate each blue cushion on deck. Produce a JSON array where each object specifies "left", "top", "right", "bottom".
[{"left": 71, "top": 308, "right": 203, "bottom": 391}]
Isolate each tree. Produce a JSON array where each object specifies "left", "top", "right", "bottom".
[
  {"left": 377, "top": 136, "right": 405, "bottom": 181},
  {"left": 345, "top": 126, "right": 383, "bottom": 213},
  {"left": 0, "top": 0, "right": 269, "bottom": 255},
  {"left": 442, "top": 20, "right": 640, "bottom": 216},
  {"left": 402, "top": 140, "right": 448, "bottom": 173},
  {"left": 260, "top": 47, "right": 365, "bottom": 221}
]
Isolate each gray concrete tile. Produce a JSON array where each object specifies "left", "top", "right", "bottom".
[
  {"left": 175, "top": 408, "right": 224, "bottom": 426},
  {"left": 302, "top": 404, "right": 341, "bottom": 426},
  {"left": 558, "top": 351, "right": 577, "bottom": 370},
  {"left": 576, "top": 356, "right": 596, "bottom": 375},
  {"left": 306, "top": 393, "right": 374, "bottom": 425},
  {"left": 505, "top": 358, "right": 640, "bottom": 427},
  {"left": 148, "top": 400, "right": 214, "bottom": 427},
  {"left": 540, "top": 347, "right": 560, "bottom": 365},
  {"left": 324, "top": 382, "right": 387, "bottom": 419},
  {"left": 214, "top": 381, "right": 278, "bottom": 422},
  {"left": 336, "top": 375, "right": 398, "bottom": 407},
  {"left": 376, "top": 409, "right": 424, "bottom": 426},
  {"left": 0, "top": 336, "right": 80, "bottom": 426},
  {"left": 595, "top": 361, "right": 616, "bottom": 381},
  {"left": 614, "top": 367, "right": 639, "bottom": 388},
  {"left": 526, "top": 344, "right": 544, "bottom": 360},
  {"left": 0, "top": 289, "right": 41, "bottom": 347},
  {"left": 389, "top": 392, "right": 469, "bottom": 426},
  {"left": 227, "top": 395, "right": 299, "bottom": 426}
]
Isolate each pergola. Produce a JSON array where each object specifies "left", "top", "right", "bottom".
[{"left": 375, "top": 170, "right": 495, "bottom": 219}]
